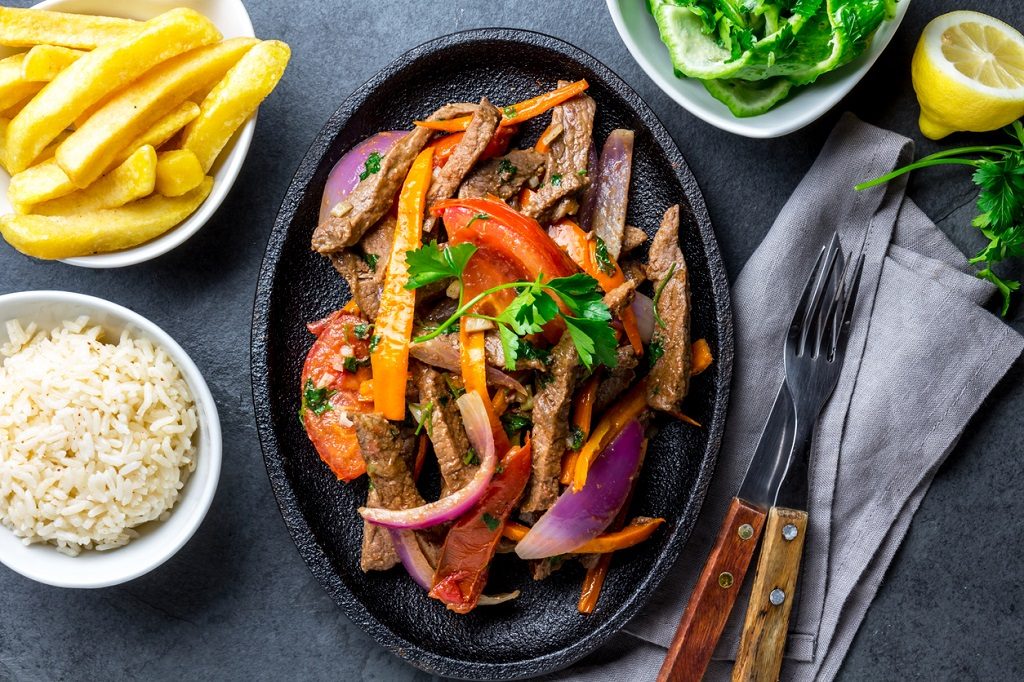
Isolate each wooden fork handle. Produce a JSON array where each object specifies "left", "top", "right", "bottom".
[
  {"left": 731, "top": 507, "right": 809, "bottom": 682},
  {"left": 657, "top": 497, "right": 768, "bottom": 682}
]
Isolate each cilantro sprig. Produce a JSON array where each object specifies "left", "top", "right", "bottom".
[
  {"left": 857, "top": 121, "right": 1024, "bottom": 314},
  {"left": 404, "top": 243, "right": 619, "bottom": 370}
]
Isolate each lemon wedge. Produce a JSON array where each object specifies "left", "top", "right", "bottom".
[{"left": 912, "top": 11, "right": 1024, "bottom": 139}]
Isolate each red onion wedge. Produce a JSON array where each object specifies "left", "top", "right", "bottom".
[
  {"left": 515, "top": 420, "right": 644, "bottom": 560},
  {"left": 319, "top": 130, "right": 406, "bottom": 223},
  {"left": 410, "top": 338, "right": 527, "bottom": 395},
  {"left": 358, "top": 391, "right": 496, "bottom": 529},
  {"left": 631, "top": 292, "right": 655, "bottom": 345},
  {"left": 589, "top": 129, "right": 634, "bottom": 260},
  {"left": 577, "top": 141, "right": 599, "bottom": 230}
]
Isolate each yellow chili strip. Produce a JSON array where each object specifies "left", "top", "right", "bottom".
[{"left": 572, "top": 380, "right": 648, "bottom": 491}]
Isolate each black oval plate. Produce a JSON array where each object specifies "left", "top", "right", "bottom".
[{"left": 251, "top": 29, "right": 732, "bottom": 681}]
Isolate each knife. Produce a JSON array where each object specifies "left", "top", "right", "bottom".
[{"left": 656, "top": 381, "right": 797, "bottom": 682}]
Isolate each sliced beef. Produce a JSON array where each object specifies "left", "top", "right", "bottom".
[
  {"left": 424, "top": 98, "right": 501, "bottom": 234},
  {"left": 521, "top": 332, "right": 580, "bottom": 513},
  {"left": 620, "top": 258, "right": 647, "bottom": 286},
  {"left": 645, "top": 205, "right": 691, "bottom": 412},
  {"left": 355, "top": 413, "right": 423, "bottom": 572},
  {"left": 457, "top": 149, "right": 545, "bottom": 201},
  {"left": 530, "top": 81, "right": 596, "bottom": 223},
  {"left": 328, "top": 213, "right": 395, "bottom": 318},
  {"left": 417, "top": 367, "right": 476, "bottom": 493},
  {"left": 621, "top": 225, "right": 648, "bottom": 255},
  {"left": 410, "top": 332, "right": 546, "bottom": 374},
  {"left": 603, "top": 279, "right": 636, "bottom": 319},
  {"left": 595, "top": 345, "right": 639, "bottom": 415},
  {"left": 313, "top": 103, "right": 478, "bottom": 254},
  {"left": 521, "top": 171, "right": 587, "bottom": 224}
]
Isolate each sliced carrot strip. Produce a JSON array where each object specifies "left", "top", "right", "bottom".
[
  {"left": 692, "top": 338, "right": 713, "bottom": 376},
  {"left": 414, "top": 80, "right": 590, "bottom": 132},
  {"left": 370, "top": 147, "right": 433, "bottom": 419},
  {"left": 502, "top": 517, "right": 663, "bottom": 554},
  {"left": 560, "top": 373, "right": 600, "bottom": 484},
  {"left": 572, "top": 380, "right": 647, "bottom": 491},
  {"left": 578, "top": 553, "right": 612, "bottom": 614}
]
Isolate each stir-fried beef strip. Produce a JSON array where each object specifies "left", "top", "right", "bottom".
[
  {"left": 423, "top": 98, "right": 501, "bottom": 234},
  {"left": 520, "top": 332, "right": 581, "bottom": 513},
  {"left": 457, "top": 149, "right": 545, "bottom": 201},
  {"left": 417, "top": 367, "right": 477, "bottom": 494},
  {"left": 595, "top": 345, "right": 639, "bottom": 415},
  {"left": 603, "top": 279, "right": 636, "bottom": 319},
  {"left": 328, "top": 213, "right": 396, "bottom": 318},
  {"left": 645, "top": 204, "right": 692, "bottom": 412},
  {"left": 530, "top": 81, "right": 595, "bottom": 223},
  {"left": 355, "top": 413, "right": 423, "bottom": 571},
  {"left": 620, "top": 258, "right": 647, "bottom": 286},
  {"left": 621, "top": 225, "right": 648, "bottom": 255},
  {"left": 312, "top": 103, "right": 481, "bottom": 254},
  {"left": 522, "top": 171, "right": 587, "bottom": 224}
]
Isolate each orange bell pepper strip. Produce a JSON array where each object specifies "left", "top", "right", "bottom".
[
  {"left": 534, "top": 121, "right": 562, "bottom": 154},
  {"left": 370, "top": 147, "right": 433, "bottom": 420},
  {"left": 429, "top": 126, "right": 518, "bottom": 168},
  {"left": 459, "top": 325, "right": 511, "bottom": 455},
  {"left": 573, "top": 379, "right": 648, "bottom": 491},
  {"left": 692, "top": 338, "right": 713, "bottom": 376},
  {"left": 560, "top": 372, "right": 600, "bottom": 484},
  {"left": 503, "top": 517, "right": 664, "bottom": 554},
  {"left": 549, "top": 220, "right": 643, "bottom": 354},
  {"left": 415, "top": 80, "right": 590, "bottom": 132}
]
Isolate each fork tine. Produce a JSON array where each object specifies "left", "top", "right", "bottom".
[
  {"left": 789, "top": 243, "right": 829, "bottom": 343},
  {"left": 800, "top": 234, "right": 841, "bottom": 356},
  {"left": 822, "top": 252, "right": 854, "bottom": 356},
  {"left": 835, "top": 253, "right": 865, "bottom": 355}
]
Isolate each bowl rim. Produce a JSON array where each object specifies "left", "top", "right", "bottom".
[
  {"left": 251, "top": 27, "right": 733, "bottom": 679},
  {"left": 2, "top": 0, "right": 257, "bottom": 269},
  {"left": 0, "top": 289, "right": 223, "bottom": 588},
  {"left": 605, "top": 0, "right": 911, "bottom": 138}
]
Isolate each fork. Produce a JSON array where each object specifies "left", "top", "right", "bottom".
[{"left": 731, "top": 233, "right": 864, "bottom": 682}]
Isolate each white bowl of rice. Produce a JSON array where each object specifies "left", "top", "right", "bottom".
[{"left": 0, "top": 290, "right": 221, "bottom": 588}]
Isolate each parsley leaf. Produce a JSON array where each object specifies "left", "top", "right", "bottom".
[
  {"left": 568, "top": 424, "right": 586, "bottom": 450},
  {"left": 498, "top": 158, "right": 517, "bottom": 180},
  {"left": 550, "top": 173, "right": 563, "bottom": 187},
  {"left": 502, "top": 105, "right": 517, "bottom": 119},
  {"left": 343, "top": 356, "right": 368, "bottom": 373},
  {"left": 463, "top": 448, "right": 480, "bottom": 466},
  {"left": 405, "top": 240, "right": 478, "bottom": 290},
  {"left": 301, "top": 379, "right": 335, "bottom": 416},
  {"left": 564, "top": 315, "right": 619, "bottom": 370},
  {"left": 481, "top": 512, "right": 500, "bottom": 531},
  {"left": 594, "top": 237, "right": 616, "bottom": 276},
  {"left": 369, "top": 334, "right": 382, "bottom": 354},
  {"left": 501, "top": 412, "right": 532, "bottom": 436},
  {"left": 648, "top": 336, "right": 665, "bottom": 368},
  {"left": 359, "top": 151, "right": 382, "bottom": 181},
  {"left": 362, "top": 252, "right": 379, "bottom": 271},
  {"left": 353, "top": 323, "right": 370, "bottom": 340}
]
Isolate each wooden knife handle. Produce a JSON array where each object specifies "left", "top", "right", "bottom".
[
  {"left": 731, "top": 507, "right": 809, "bottom": 682},
  {"left": 657, "top": 497, "right": 768, "bottom": 682}
]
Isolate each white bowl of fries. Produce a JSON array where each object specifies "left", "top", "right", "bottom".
[{"left": 0, "top": 0, "right": 290, "bottom": 268}]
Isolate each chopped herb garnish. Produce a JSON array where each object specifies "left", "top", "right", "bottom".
[
  {"left": 343, "top": 356, "right": 368, "bottom": 373},
  {"left": 498, "top": 158, "right": 517, "bottom": 181},
  {"left": 369, "top": 334, "right": 382, "bottom": 354},
  {"left": 353, "top": 323, "right": 370, "bottom": 340},
  {"left": 594, "top": 237, "right": 616, "bottom": 276},
  {"left": 648, "top": 336, "right": 665, "bottom": 367},
  {"left": 410, "top": 401, "right": 433, "bottom": 436},
  {"left": 362, "top": 252, "right": 379, "bottom": 271},
  {"left": 568, "top": 424, "right": 586, "bottom": 450},
  {"left": 503, "top": 105, "right": 517, "bottom": 118},
  {"left": 518, "top": 340, "right": 552, "bottom": 365},
  {"left": 652, "top": 262, "right": 677, "bottom": 329},
  {"left": 359, "top": 151, "right": 382, "bottom": 181},
  {"left": 482, "top": 512, "right": 501, "bottom": 531},
  {"left": 446, "top": 375, "right": 466, "bottom": 400},
  {"left": 501, "top": 412, "right": 532, "bottom": 436},
  {"left": 301, "top": 378, "right": 335, "bottom": 417},
  {"left": 537, "top": 371, "right": 555, "bottom": 388},
  {"left": 576, "top": 168, "right": 588, "bottom": 177},
  {"left": 463, "top": 448, "right": 480, "bottom": 466},
  {"left": 550, "top": 173, "right": 563, "bottom": 187}
]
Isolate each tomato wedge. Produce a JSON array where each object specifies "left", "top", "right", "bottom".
[
  {"left": 429, "top": 438, "right": 532, "bottom": 613},
  {"left": 435, "top": 197, "right": 578, "bottom": 282},
  {"left": 301, "top": 309, "right": 373, "bottom": 481}
]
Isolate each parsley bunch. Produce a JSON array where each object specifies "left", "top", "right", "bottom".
[
  {"left": 404, "top": 241, "right": 619, "bottom": 370},
  {"left": 857, "top": 121, "right": 1024, "bottom": 315}
]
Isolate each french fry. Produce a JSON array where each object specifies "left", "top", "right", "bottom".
[
  {"left": 0, "top": 118, "right": 9, "bottom": 172},
  {"left": 0, "top": 7, "right": 138, "bottom": 50},
  {"left": 22, "top": 45, "right": 87, "bottom": 82},
  {"left": 57, "top": 37, "right": 257, "bottom": 187},
  {"left": 0, "top": 53, "right": 44, "bottom": 112},
  {"left": 0, "top": 176, "right": 212, "bottom": 259},
  {"left": 8, "top": 101, "right": 200, "bottom": 208},
  {"left": 5, "top": 8, "right": 221, "bottom": 175},
  {"left": 30, "top": 145, "right": 156, "bottom": 216},
  {"left": 155, "top": 150, "right": 203, "bottom": 197},
  {"left": 183, "top": 40, "right": 291, "bottom": 172}
]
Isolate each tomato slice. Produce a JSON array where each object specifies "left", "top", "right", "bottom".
[
  {"left": 436, "top": 197, "right": 578, "bottom": 282},
  {"left": 429, "top": 438, "right": 532, "bottom": 613},
  {"left": 301, "top": 309, "right": 372, "bottom": 481}
]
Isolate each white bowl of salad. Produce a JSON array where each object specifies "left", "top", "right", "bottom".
[{"left": 607, "top": 0, "right": 909, "bottom": 138}]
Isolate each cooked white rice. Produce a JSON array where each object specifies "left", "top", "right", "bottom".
[{"left": 0, "top": 317, "right": 197, "bottom": 556}]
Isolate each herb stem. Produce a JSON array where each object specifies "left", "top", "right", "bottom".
[
  {"left": 855, "top": 157, "right": 981, "bottom": 191},
  {"left": 411, "top": 282, "right": 534, "bottom": 343}
]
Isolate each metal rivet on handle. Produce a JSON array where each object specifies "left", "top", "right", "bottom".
[
  {"left": 738, "top": 524, "right": 754, "bottom": 540},
  {"left": 770, "top": 588, "right": 786, "bottom": 606},
  {"left": 782, "top": 524, "right": 798, "bottom": 541},
  {"left": 718, "top": 572, "right": 734, "bottom": 589}
]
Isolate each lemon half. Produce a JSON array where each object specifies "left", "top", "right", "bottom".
[{"left": 912, "top": 11, "right": 1024, "bottom": 139}]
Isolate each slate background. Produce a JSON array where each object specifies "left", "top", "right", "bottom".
[{"left": 1, "top": 1, "right": 1022, "bottom": 680}]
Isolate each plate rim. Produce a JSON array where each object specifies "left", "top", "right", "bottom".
[{"left": 250, "top": 27, "right": 733, "bottom": 680}]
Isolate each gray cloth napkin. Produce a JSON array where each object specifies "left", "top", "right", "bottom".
[{"left": 552, "top": 114, "right": 1024, "bottom": 681}]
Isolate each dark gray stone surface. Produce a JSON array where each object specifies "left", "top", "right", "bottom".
[{"left": 0, "top": 1, "right": 1021, "bottom": 680}]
